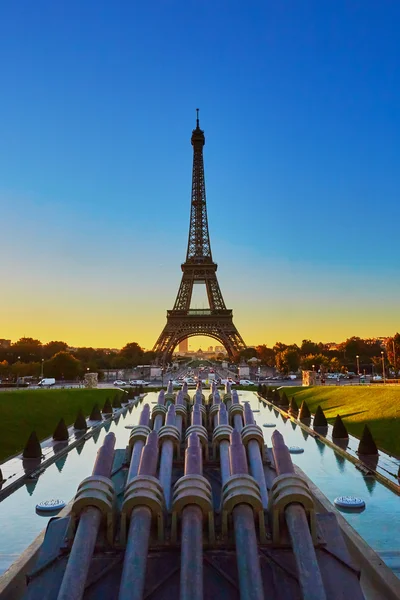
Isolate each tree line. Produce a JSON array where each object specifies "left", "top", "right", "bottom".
[
  {"left": 1, "top": 334, "right": 399, "bottom": 380},
  {"left": 233, "top": 334, "right": 400, "bottom": 376},
  {"left": 0, "top": 339, "right": 156, "bottom": 381}
]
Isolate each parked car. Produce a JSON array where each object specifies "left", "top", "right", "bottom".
[
  {"left": 239, "top": 379, "right": 255, "bottom": 386},
  {"left": 372, "top": 375, "right": 383, "bottom": 381},
  {"left": 114, "top": 380, "right": 127, "bottom": 386},
  {"left": 129, "top": 380, "right": 149, "bottom": 386},
  {"left": 38, "top": 378, "right": 56, "bottom": 387}
]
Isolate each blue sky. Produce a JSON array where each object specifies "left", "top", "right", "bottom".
[{"left": 1, "top": 1, "right": 399, "bottom": 349}]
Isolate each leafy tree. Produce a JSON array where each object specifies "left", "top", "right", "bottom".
[
  {"left": 46, "top": 352, "right": 81, "bottom": 380},
  {"left": 120, "top": 342, "right": 144, "bottom": 366},
  {"left": 10, "top": 338, "right": 42, "bottom": 363},
  {"left": 300, "top": 339, "right": 320, "bottom": 356},
  {"left": 300, "top": 354, "right": 329, "bottom": 372},
  {"left": 385, "top": 333, "right": 400, "bottom": 375},
  {"left": 275, "top": 348, "right": 300, "bottom": 375},
  {"left": 43, "top": 341, "right": 68, "bottom": 360},
  {"left": 255, "top": 345, "right": 275, "bottom": 367}
]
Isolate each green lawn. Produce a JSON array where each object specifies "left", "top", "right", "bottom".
[
  {"left": 280, "top": 386, "right": 400, "bottom": 457},
  {"left": 0, "top": 389, "right": 122, "bottom": 463}
]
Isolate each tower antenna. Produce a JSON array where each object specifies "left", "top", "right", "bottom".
[{"left": 196, "top": 108, "right": 199, "bottom": 127}]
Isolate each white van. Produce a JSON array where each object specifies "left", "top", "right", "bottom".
[{"left": 38, "top": 378, "right": 56, "bottom": 387}]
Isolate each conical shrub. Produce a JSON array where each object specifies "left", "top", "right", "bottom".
[
  {"left": 257, "top": 384, "right": 262, "bottom": 395},
  {"left": 279, "top": 391, "right": 289, "bottom": 408},
  {"left": 102, "top": 398, "right": 113, "bottom": 414},
  {"left": 74, "top": 409, "right": 87, "bottom": 431},
  {"left": 332, "top": 415, "right": 348, "bottom": 439},
  {"left": 299, "top": 400, "right": 311, "bottom": 422},
  {"left": 0, "top": 468, "right": 5, "bottom": 482},
  {"left": 358, "top": 425, "right": 378, "bottom": 455},
  {"left": 288, "top": 396, "right": 298, "bottom": 416},
  {"left": 23, "top": 431, "right": 42, "bottom": 459},
  {"left": 139, "top": 385, "right": 144, "bottom": 394},
  {"left": 90, "top": 403, "right": 102, "bottom": 421},
  {"left": 273, "top": 389, "right": 280, "bottom": 405},
  {"left": 313, "top": 405, "right": 328, "bottom": 428},
  {"left": 113, "top": 394, "right": 122, "bottom": 409},
  {"left": 53, "top": 418, "right": 69, "bottom": 441}
]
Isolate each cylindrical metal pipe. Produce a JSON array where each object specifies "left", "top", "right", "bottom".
[
  {"left": 57, "top": 433, "right": 116, "bottom": 600},
  {"left": 119, "top": 431, "right": 159, "bottom": 600},
  {"left": 180, "top": 505, "right": 203, "bottom": 600},
  {"left": 229, "top": 430, "right": 264, "bottom": 600},
  {"left": 128, "top": 440, "right": 145, "bottom": 481},
  {"left": 233, "top": 504, "right": 264, "bottom": 600},
  {"left": 271, "top": 430, "right": 327, "bottom": 600},
  {"left": 219, "top": 440, "right": 230, "bottom": 486},
  {"left": 286, "top": 505, "right": 327, "bottom": 600},
  {"left": 158, "top": 405, "right": 177, "bottom": 511},
  {"left": 247, "top": 439, "right": 268, "bottom": 508},
  {"left": 233, "top": 413, "right": 243, "bottom": 431},
  {"left": 180, "top": 433, "right": 203, "bottom": 600},
  {"left": 159, "top": 439, "right": 174, "bottom": 510},
  {"left": 119, "top": 506, "right": 152, "bottom": 600}
]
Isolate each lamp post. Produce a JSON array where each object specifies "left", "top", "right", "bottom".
[
  {"left": 393, "top": 340, "right": 397, "bottom": 377},
  {"left": 356, "top": 355, "right": 360, "bottom": 376},
  {"left": 41, "top": 358, "right": 44, "bottom": 380},
  {"left": 381, "top": 351, "right": 386, "bottom": 384}
]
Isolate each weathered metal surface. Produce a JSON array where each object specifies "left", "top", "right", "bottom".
[
  {"left": 272, "top": 430, "right": 327, "bottom": 600},
  {"left": 56, "top": 433, "right": 116, "bottom": 600},
  {"left": 119, "top": 431, "right": 159, "bottom": 600}
]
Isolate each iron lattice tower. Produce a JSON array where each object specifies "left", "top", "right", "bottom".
[{"left": 153, "top": 111, "right": 246, "bottom": 363}]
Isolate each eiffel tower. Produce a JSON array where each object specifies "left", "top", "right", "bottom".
[{"left": 153, "top": 111, "right": 246, "bottom": 364}]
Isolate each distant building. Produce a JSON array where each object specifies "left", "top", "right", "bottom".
[
  {"left": 207, "top": 345, "right": 214, "bottom": 352},
  {"left": 179, "top": 339, "right": 189, "bottom": 353},
  {"left": 0, "top": 339, "right": 11, "bottom": 348}
]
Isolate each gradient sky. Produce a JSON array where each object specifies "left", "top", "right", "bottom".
[{"left": 1, "top": 1, "right": 399, "bottom": 350}]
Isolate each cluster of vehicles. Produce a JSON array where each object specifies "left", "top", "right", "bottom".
[{"left": 113, "top": 379, "right": 150, "bottom": 387}]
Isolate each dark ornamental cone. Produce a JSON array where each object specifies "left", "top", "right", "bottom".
[
  {"left": 288, "top": 396, "right": 298, "bottom": 416},
  {"left": 139, "top": 385, "right": 144, "bottom": 395},
  {"left": 90, "top": 403, "right": 102, "bottom": 421},
  {"left": 299, "top": 400, "right": 311, "bottom": 424},
  {"left": 313, "top": 405, "right": 328, "bottom": 428},
  {"left": 23, "top": 431, "right": 42, "bottom": 459},
  {"left": 257, "top": 384, "right": 262, "bottom": 395},
  {"left": 113, "top": 394, "right": 122, "bottom": 409},
  {"left": 332, "top": 415, "right": 348, "bottom": 439},
  {"left": 266, "top": 386, "right": 272, "bottom": 400},
  {"left": 279, "top": 391, "right": 289, "bottom": 409},
  {"left": 52, "top": 418, "right": 69, "bottom": 441},
  {"left": 102, "top": 398, "right": 113, "bottom": 415},
  {"left": 0, "top": 468, "right": 5, "bottom": 482},
  {"left": 358, "top": 425, "right": 378, "bottom": 456},
  {"left": 397, "top": 466, "right": 400, "bottom": 480},
  {"left": 74, "top": 409, "right": 88, "bottom": 431}
]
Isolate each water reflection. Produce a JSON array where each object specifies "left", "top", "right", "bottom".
[
  {"left": 290, "top": 421, "right": 297, "bottom": 431},
  {"left": 24, "top": 478, "right": 38, "bottom": 496},
  {"left": 301, "top": 429, "right": 309, "bottom": 442},
  {"left": 334, "top": 451, "right": 346, "bottom": 473},
  {"left": 363, "top": 475, "right": 377, "bottom": 495},
  {"left": 315, "top": 438, "right": 326, "bottom": 456},
  {"left": 104, "top": 420, "right": 112, "bottom": 433},
  {"left": 75, "top": 441, "right": 85, "bottom": 456},
  {"left": 55, "top": 453, "right": 68, "bottom": 473},
  {"left": 92, "top": 428, "right": 102, "bottom": 444}
]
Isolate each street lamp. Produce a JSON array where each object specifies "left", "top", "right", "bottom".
[
  {"left": 41, "top": 358, "right": 44, "bottom": 380},
  {"left": 356, "top": 355, "right": 360, "bottom": 376},
  {"left": 312, "top": 364, "right": 315, "bottom": 372},
  {"left": 381, "top": 351, "right": 386, "bottom": 384}
]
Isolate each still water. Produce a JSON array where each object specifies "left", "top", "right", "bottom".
[{"left": 0, "top": 391, "right": 398, "bottom": 578}]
